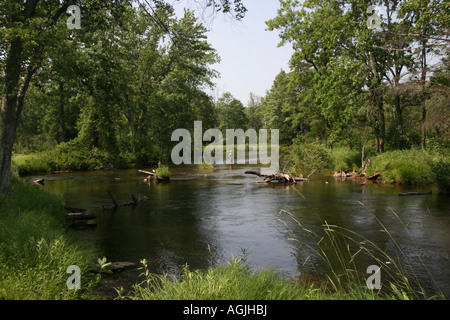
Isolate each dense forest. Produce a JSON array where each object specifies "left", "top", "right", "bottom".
[{"left": 1, "top": 0, "right": 449, "bottom": 194}]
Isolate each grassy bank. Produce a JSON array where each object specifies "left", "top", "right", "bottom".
[
  {"left": 282, "top": 142, "right": 450, "bottom": 192},
  {"left": 365, "top": 149, "right": 450, "bottom": 190},
  {"left": 0, "top": 177, "right": 99, "bottom": 299},
  {"left": 119, "top": 256, "right": 384, "bottom": 300}
]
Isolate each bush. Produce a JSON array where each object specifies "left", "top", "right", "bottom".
[
  {"left": 155, "top": 162, "right": 170, "bottom": 179},
  {"left": 329, "top": 147, "right": 363, "bottom": 172},
  {"left": 12, "top": 153, "right": 52, "bottom": 175},
  {"left": 284, "top": 139, "right": 331, "bottom": 174},
  {"left": 366, "top": 150, "right": 434, "bottom": 185},
  {"left": 49, "top": 139, "right": 110, "bottom": 171},
  {"left": 430, "top": 159, "right": 450, "bottom": 193}
]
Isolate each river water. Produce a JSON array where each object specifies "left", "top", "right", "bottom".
[{"left": 31, "top": 161, "right": 450, "bottom": 298}]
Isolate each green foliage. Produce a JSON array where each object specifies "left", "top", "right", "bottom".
[
  {"left": 198, "top": 161, "right": 214, "bottom": 169},
  {"left": 430, "top": 159, "right": 450, "bottom": 194},
  {"left": 121, "top": 255, "right": 382, "bottom": 300},
  {"left": 12, "top": 153, "right": 53, "bottom": 175},
  {"left": 156, "top": 162, "right": 170, "bottom": 179},
  {"left": 260, "top": 70, "right": 300, "bottom": 145},
  {"left": 366, "top": 150, "right": 435, "bottom": 185},
  {"left": 279, "top": 208, "right": 445, "bottom": 300},
  {"left": 0, "top": 184, "right": 97, "bottom": 299},
  {"left": 215, "top": 92, "right": 248, "bottom": 133},
  {"left": 49, "top": 139, "right": 111, "bottom": 171},
  {"left": 329, "top": 147, "right": 364, "bottom": 172},
  {"left": 12, "top": 4, "right": 220, "bottom": 171},
  {"left": 265, "top": 0, "right": 449, "bottom": 153},
  {"left": 283, "top": 139, "right": 331, "bottom": 174}
]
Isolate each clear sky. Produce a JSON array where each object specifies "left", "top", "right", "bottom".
[{"left": 173, "top": 0, "right": 294, "bottom": 106}]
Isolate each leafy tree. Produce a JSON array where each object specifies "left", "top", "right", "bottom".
[
  {"left": 0, "top": 0, "right": 131, "bottom": 194},
  {"left": 1, "top": 0, "right": 239, "bottom": 194},
  {"left": 245, "top": 93, "right": 264, "bottom": 132},
  {"left": 266, "top": 0, "right": 449, "bottom": 154},
  {"left": 215, "top": 92, "right": 248, "bottom": 133}
]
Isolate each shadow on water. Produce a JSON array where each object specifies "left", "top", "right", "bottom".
[{"left": 30, "top": 163, "right": 450, "bottom": 298}]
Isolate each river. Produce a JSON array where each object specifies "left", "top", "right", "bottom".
[{"left": 29, "top": 162, "right": 450, "bottom": 298}]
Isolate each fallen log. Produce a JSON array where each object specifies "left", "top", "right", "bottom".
[
  {"left": 367, "top": 173, "right": 381, "bottom": 180},
  {"left": 90, "top": 261, "right": 138, "bottom": 274},
  {"left": 105, "top": 191, "right": 149, "bottom": 209},
  {"left": 65, "top": 206, "right": 87, "bottom": 213},
  {"left": 138, "top": 169, "right": 155, "bottom": 176},
  {"left": 245, "top": 170, "right": 308, "bottom": 183},
  {"left": 399, "top": 191, "right": 432, "bottom": 196},
  {"left": 33, "top": 178, "right": 45, "bottom": 185},
  {"left": 65, "top": 212, "right": 97, "bottom": 220}
]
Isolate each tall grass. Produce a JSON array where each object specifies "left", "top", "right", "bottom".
[
  {"left": 156, "top": 162, "right": 170, "bottom": 180},
  {"left": 278, "top": 203, "right": 446, "bottom": 300},
  {"left": 0, "top": 183, "right": 98, "bottom": 299},
  {"left": 366, "top": 149, "right": 435, "bottom": 185},
  {"left": 119, "top": 254, "right": 382, "bottom": 300},
  {"left": 329, "top": 147, "right": 363, "bottom": 172}
]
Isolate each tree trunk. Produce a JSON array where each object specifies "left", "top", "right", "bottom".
[
  {"left": 0, "top": 38, "right": 36, "bottom": 195},
  {"left": 378, "top": 95, "right": 385, "bottom": 153},
  {"left": 0, "top": 38, "right": 23, "bottom": 194},
  {"left": 369, "top": 52, "right": 385, "bottom": 153},
  {"left": 394, "top": 91, "right": 406, "bottom": 149},
  {"left": 420, "top": 39, "right": 427, "bottom": 150},
  {"left": 59, "top": 81, "right": 66, "bottom": 143}
]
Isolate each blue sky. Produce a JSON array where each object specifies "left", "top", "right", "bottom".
[{"left": 173, "top": 0, "right": 294, "bottom": 105}]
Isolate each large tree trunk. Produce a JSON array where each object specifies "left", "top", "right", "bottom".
[
  {"left": 369, "top": 52, "right": 385, "bottom": 153},
  {"left": 0, "top": 38, "right": 36, "bottom": 194}
]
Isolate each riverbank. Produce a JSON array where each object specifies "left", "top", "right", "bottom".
[
  {"left": 0, "top": 181, "right": 99, "bottom": 299},
  {"left": 13, "top": 146, "right": 450, "bottom": 190},
  {"left": 282, "top": 144, "right": 450, "bottom": 193}
]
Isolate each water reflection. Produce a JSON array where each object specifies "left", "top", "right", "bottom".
[{"left": 32, "top": 165, "right": 450, "bottom": 297}]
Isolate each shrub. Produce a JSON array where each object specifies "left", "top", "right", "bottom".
[
  {"left": 49, "top": 139, "right": 110, "bottom": 171},
  {"left": 156, "top": 162, "right": 170, "bottom": 179},
  {"left": 284, "top": 139, "right": 331, "bottom": 174},
  {"left": 329, "top": 147, "right": 363, "bottom": 172},
  {"left": 366, "top": 150, "right": 434, "bottom": 185},
  {"left": 12, "top": 153, "right": 52, "bottom": 175},
  {"left": 430, "top": 159, "right": 450, "bottom": 193}
]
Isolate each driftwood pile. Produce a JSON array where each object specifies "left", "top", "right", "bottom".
[
  {"left": 332, "top": 170, "right": 381, "bottom": 181},
  {"left": 139, "top": 169, "right": 169, "bottom": 182},
  {"left": 245, "top": 170, "right": 309, "bottom": 183}
]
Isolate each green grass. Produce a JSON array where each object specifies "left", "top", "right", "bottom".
[
  {"left": 278, "top": 205, "right": 446, "bottom": 300},
  {"left": 198, "top": 161, "right": 214, "bottom": 169},
  {"left": 329, "top": 146, "right": 364, "bottom": 172},
  {"left": 119, "top": 255, "right": 382, "bottom": 300},
  {"left": 0, "top": 182, "right": 99, "bottom": 299},
  {"left": 365, "top": 149, "right": 447, "bottom": 186},
  {"left": 12, "top": 153, "right": 53, "bottom": 175},
  {"left": 155, "top": 162, "right": 170, "bottom": 180}
]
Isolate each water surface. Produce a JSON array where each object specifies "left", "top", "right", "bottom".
[{"left": 32, "top": 163, "right": 450, "bottom": 297}]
